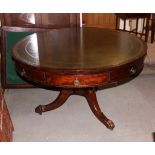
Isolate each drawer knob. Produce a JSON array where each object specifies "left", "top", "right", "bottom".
[
  {"left": 74, "top": 77, "right": 80, "bottom": 86},
  {"left": 130, "top": 67, "right": 136, "bottom": 75},
  {"left": 21, "top": 69, "right": 26, "bottom": 76}
]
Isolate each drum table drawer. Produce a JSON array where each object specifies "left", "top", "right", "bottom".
[
  {"left": 110, "top": 62, "right": 144, "bottom": 82},
  {"left": 46, "top": 73, "right": 108, "bottom": 88},
  {"left": 16, "top": 64, "right": 46, "bottom": 83}
]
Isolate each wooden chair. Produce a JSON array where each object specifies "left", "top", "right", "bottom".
[
  {"left": 115, "top": 13, "right": 151, "bottom": 42},
  {"left": 0, "top": 13, "right": 80, "bottom": 89}
]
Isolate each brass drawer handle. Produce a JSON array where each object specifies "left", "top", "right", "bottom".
[
  {"left": 74, "top": 77, "right": 80, "bottom": 86},
  {"left": 21, "top": 69, "right": 26, "bottom": 76},
  {"left": 130, "top": 67, "right": 136, "bottom": 75}
]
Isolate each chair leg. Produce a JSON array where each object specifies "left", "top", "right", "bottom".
[
  {"left": 145, "top": 17, "right": 150, "bottom": 42},
  {"left": 123, "top": 18, "right": 126, "bottom": 31},
  {"left": 135, "top": 18, "right": 139, "bottom": 35},
  {"left": 151, "top": 30, "right": 154, "bottom": 43},
  {"left": 115, "top": 16, "right": 118, "bottom": 30},
  {"left": 141, "top": 18, "right": 145, "bottom": 38}
]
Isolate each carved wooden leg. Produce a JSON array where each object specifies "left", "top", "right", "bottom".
[
  {"left": 35, "top": 88, "right": 115, "bottom": 129},
  {"left": 35, "top": 89, "right": 73, "bottom": 115},
  {"left": 83, "top": 88, "right": 115, "bottom": 130}
]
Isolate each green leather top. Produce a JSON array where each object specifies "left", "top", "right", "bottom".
[{"left": 12, "top": 27, "right": 147, "bottom": 70}]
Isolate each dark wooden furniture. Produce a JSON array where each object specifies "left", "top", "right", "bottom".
[
  {"left": 153, "top": 132, "right": 155, "bottom": 142},
  {"left": 0, "top": 13, "right": 80, "bottom": 89},
  {"left": 82, "top": 13, "right": 116, "bottom": 29},
  {"left": 115, "top": 13, "right": 151, "bottom": 42},
  {"left": 0, "top": 89, "right": 14, "bottom": 141},
  {"left": 11, "top": 27, "right": 147, "bottom": 129},
  {"left": 0, "top": 13, "right": 80, "bottom": 28}
]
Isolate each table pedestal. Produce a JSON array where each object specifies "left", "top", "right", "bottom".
[{"left": 35, "top": 88, "right": 115, "bottom": 130}]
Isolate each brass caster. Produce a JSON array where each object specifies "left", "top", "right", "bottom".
[
  {"left": 106, "top": 120, "right": 115, "bottom": 130},
  {"left": 35, "top": 105, "right": 43, "bottom": 115}
]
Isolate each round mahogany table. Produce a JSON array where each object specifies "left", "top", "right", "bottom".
[{"left": 11, "top": 27, "right": 147, "bottom": 129}]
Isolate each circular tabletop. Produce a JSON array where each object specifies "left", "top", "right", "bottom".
[{"left": 12, "top": 27, "right": 147, "bottom": 71}]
